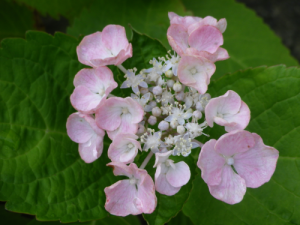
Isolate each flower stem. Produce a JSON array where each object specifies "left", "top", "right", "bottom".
[
  {"left": 140, "top": 151, "right": 154, "bottom": 169},
  {"left": 117, "top": 64, "right": 127, "bottom": 74}
]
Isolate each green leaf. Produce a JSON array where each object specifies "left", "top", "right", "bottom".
[
  {"left": 67, "top": 0, "right": 190, "bottom": 47},
  {"left": 0, "top": 31, "right": 120, "bottom": 222},
  {"left": 167, "top": 211, "right": 194, "bottom": 225},
  {"left": 182, "top": 0, "right": 298, "bottom": 79},
  {"left": 11, "top": 0, "right": 94, "bottom": 21},
  {"left": 0, "top": 0, "right": 35, "bottom": 41},
  {"left": 183, "top": 65, "right": 300, "bottom": 224},
  {"left": 27, "top": 215, "right": 140, "bottom": 225}
]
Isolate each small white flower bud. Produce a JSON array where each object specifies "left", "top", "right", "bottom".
[
  {"left": 196, "top": 102, "right": 204, "bottom": 111},
  {"left": 193, "top": 110, "right": 202, "bottom": 119},
  {"left": 167, "top": 79, "right": 175, "bottom": 88},
  {"left": 186, "top": 108, "right": 193, "bottom": 114},
  {"left": 148, "top": 116, "right": 157, "bottom": 125},
  {"left": 158, "top": 121, "right": 169, "bottom": 130},
  {"left": 170, "top": 120, "right": 179, "bottom": 129},
  {"left": 152, "top": 107, "right": 161, "bottom": 117},
  {"left": 148, "top": 92, "right": 154, "bottom": 100},
  {"left": 153, "top": 86, "right": 162, "bottom": 95},
  {"left": 149, "top": 100, "right": 157, "bottom": 108},
  {"left": 140, "top": 87, "right": 149, "bottom": 94},
  {"left": 175, "top": 91, "right": 185, "bottom": 101},
  {"left": 137, "top": 124, "right": 145, "bottom": 134},
  {"left": 165, "top": 70, "right": 173, "bottom": 78},
  {"left": 177, "top": 125, "right": 185, "bottom": 134},
  {"left": 173, "top": 82, "right": 182, "bottom": 92}
]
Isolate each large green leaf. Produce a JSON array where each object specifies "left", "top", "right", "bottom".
[
  {"left": 167, "top": 211, "right": 194, "bottom": 225},
  {"left": 1, "top": 203, "right": 32, "bottom": 224},
  {"left": 67, "top": 0, "right": 189, "bottom": 47},
  {"left": 0, "top": 31, "right": 120, "bottom": 222},
  {"left": 183, "top": 65, "right": 300, "bottom": 224},
  {"left": 0, "top": 0, "right": 35, "bottom": 41},
  {"left": 11, "top": 0, "right": 94, "bottom": 21},
  {"left": 182, "top": 0, "right": 298, "bottom": 79}
]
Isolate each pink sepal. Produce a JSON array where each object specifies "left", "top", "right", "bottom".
[
  {"left": 70, "top": 67, "right": 117, "bottom": 113},
  {"left": 108, "top": 133, "right": 141, "bottom": 164},
  {"left": 105, "top": 162, "right": 157, "bottom": 216},
  {"left": 205, "top": 90, "right": 250, "bottom": 131},
  {"left": 77, "top": 25, "right": 132, "bottom": 67},
  {"left": 66, "top": 113, "right": 105, "bottom": 163},
  {"left": 177, "top": 55, "right": 215, "bottom": 94},
  {"left": 95, "top": 97, "right": 144, "bottom": 139}
]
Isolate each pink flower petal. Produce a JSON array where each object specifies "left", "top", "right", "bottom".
[
  {"left": 223, "top": 101, "right": 251, "bottom": 132},
  {"left": 108, "top": 133, "right": 140, "bottom": 164},
  {"left": 187, "top": 16, "right": 218, "bottom": 35},
  {"left": 155, "top": 164, "right": 181, "bottom": 196},
  {"left": 105, "top": 163, "right": 156, "bottom": 215},
  {"left": 66, "top": 113, "right": 95, "bottom": 143},
  {"left": 217, "top": 18, "right": 227, "bottom": 33},
  {"left": 154, "top": 151, "right": 173, "bottom": 168},
  {"left": 166, "top": 161, "right": 191, "bottom": 187},
  {"left": 167, "top": 24, "right": 189, "bottom": 56},
  {"left": 185, "top": 47, "right": 229, "bottom": 62},
  {"left": 169, "top": 12, "right": 202, "bottom": 31},
  {"left": 188, "top": 25, "right": 223, "bottom": 54},
  {"left": 215, "top": 130, "right": 256, "bottom": 157},
  {"left": 209, "top": 165, "right": 246, "bottom": 204},
  {"left": 77, "top": 25, "right": 132, "bottom": 67},
  {"left": 234, "top": 133, "right": 279, "bottom": 188},
  {"left": 79, "top": 133, "right": 104, "bottom": 163},
  {"left": 105, "top": 180, "right": 143, "bottom": 216},
  {"left": 177, "top": 55, "right": 215, "bottom": 94},
  {"left": 197, "top": 139, "right": 225, "bottom": 186}
]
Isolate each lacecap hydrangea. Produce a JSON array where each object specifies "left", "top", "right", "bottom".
[{"left": 66, "top": 12, "right": 279, "bottom": 216}]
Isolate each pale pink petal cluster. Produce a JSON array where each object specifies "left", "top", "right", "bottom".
[
  {"left": 66, "top": 113, "right": 105, "bottom": 163},
  {"left": 77, "top": 25, "right": 132, "bottom": 67},
  {"left": 197, "top": 130, "right": 279, "bottom": 204},
  {"left": 70, "top": 67, "right": 117, "bottom": 113},
  {"left": 154, "top": 151, "right": 190, "bottom": 195},
  {"left": 105, "top": 162, "right": 157, "bottom": 216},
  {"left": 167, "top": 12, "right": 228, "bottom": 60},
  {"left": 108, "top": 133, "right": 141, "bottom": 164},
  {"left": 205, "top": 90, "right": 250, "bottom": 132},
  {"left": 96, "top": 97, "right": 144, "bottom": 140}
]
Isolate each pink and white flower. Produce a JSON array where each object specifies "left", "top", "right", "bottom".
[
  {"left": 205, "top": 90, "right": 250, "bottom": 132},
  {"left": 154, "top": 151, "right": 191, "bottom": 196},
  {"left": 108, "top": 133, "right": 141, "bottom": 164},
  {"left": 177, "top": 55, "right": 215, "bottom": 94},
  {"left": 70, "top": 67, "right": 117, "bottom": 113},
  {"left": 66, "top": 112, "right": 105, "bottom": 163},
  {"left": 105, "top": 162, "right": 157, "bottom": 216},
  {"left": 197, "top": 130, "right": 279, "bottom": 204},
  {"left": 77, "top": 25, "right": 132, "bottom": 67},
  {"left": 167, "top": 12, "right": 228, "bottom": 61},
  {"left": 95, "top": 97, "right": 144, "bottom": 140}
]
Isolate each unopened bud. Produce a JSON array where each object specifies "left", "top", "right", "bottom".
[
  {"left": 186, "top": 108, "right": 193, "bottom": 114},
  {"left": 148, "top": 116, "right": 157, "bottom": 125},
  {"left": 177, "top": 125, "right": 185, "bottom": 134},
  {"left": 170, "top": 120, "right": 179, "bottom": 129},
  {"left": 173, "top": 82, "right": 182, "bottom": 92},
  {"left": 167, "top": 79, "right": 175, "bottom": 88},
  {"left": 193, "top": 110, "right": 202, "bottom": 119},
  {"left": 149, "top": 100, "right": 157, "bottom": 108},
  {"left": 140, "top": 87, "right": 149, "bottom": 94},
  {"left": 137, "top": 124, "right": 145, "bottom": 134},
  {"left": 175, "top": 91, "right": 185, "bottom": 101},
  {"left": 153, "top": 86, "right": 162, "bottom": 95},
  {"left": 158, "top": 121, "right": 169, "bottom": 130},
  {"left": 196, "top": 102, "right": 204, "bottom": 111},
  {"left": 165, "top": 70, "right": 173, "bottom": 78},
  {"left": 152, "top": 107, "right": 162, "bottom": 117}
]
